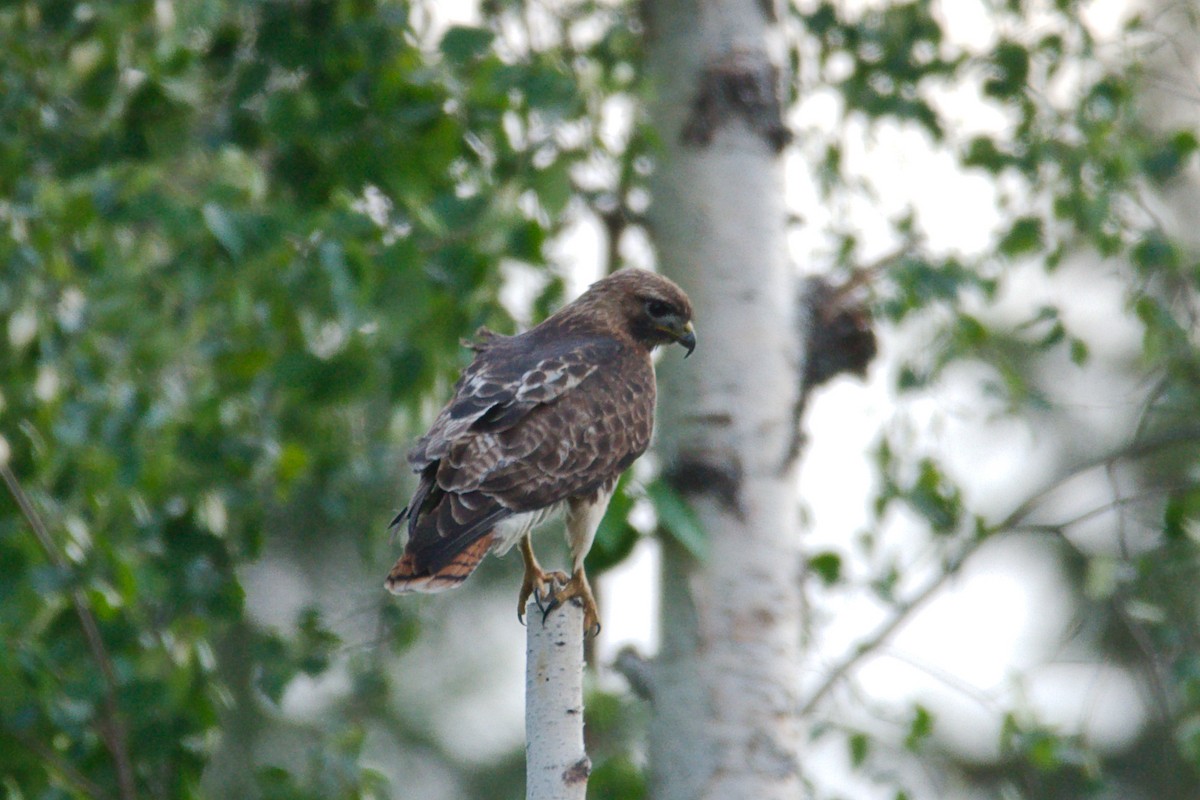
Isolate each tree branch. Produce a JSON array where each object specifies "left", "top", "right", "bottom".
[
  {"left": 799, "top": 537, "right": 984, "bottom": 716},
  {"left": 1, "top": 465, "right": 138, "bottom": 800},
  {"left": 6, "top": 730, "right": 113, "bottom": 800},
  {"left": 525, "top": 597, "right": 589, "bottom": 800},
  {"left": 799, "top": 428, "right": 1200, "bottom": 716},
  {"left": 613, "top": 645, "right": 655, "bottom": 701}
]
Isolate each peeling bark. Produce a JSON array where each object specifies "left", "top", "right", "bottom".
[
  {"left": 664, "top": 455, "right": 744, "bottom": 518},
  {"left": 681, "top": 50, "right": 792, "bottom": 153}
]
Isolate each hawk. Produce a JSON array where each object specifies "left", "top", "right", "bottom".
[{"left": 385, "top": 269, "right": 695, "bottom": 635}]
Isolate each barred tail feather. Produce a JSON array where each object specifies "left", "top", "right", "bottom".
[{"left": 385, "top": 532, "right": 495, "bottom": 594}]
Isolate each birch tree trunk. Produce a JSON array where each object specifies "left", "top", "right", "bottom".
[
  {"left": 525, "top": 597, "right": 589, "bottom": 800},
  {"left": 642, "top": 0, "right": 805, "bottom": 797}
]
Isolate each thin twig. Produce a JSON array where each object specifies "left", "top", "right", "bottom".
[
  {"left": 612, "top": 645, "right": 655, "bottom": 701},
  {"left": 1031, "top": 524, "right": 1176, "bottom": 723},
  {"left": 1008, "top": 484, "right": 1186, "bottom": 536},
  {"left": 7, "top": 730, "right": 113, "bottom": 800},
  {"left": 990, "top": 426, "right": 1200, "bottom": 529},
  {"left": 799, "top": 537, "right": 984, "bottom": 716},
  {"left": 799, "top": 427, "right": 1200, "bottom": 716},
  {"left": 1, "top": 465, "right": 138, "bottom": 800},
  {"left": 876, "top": 648, "right": 1003, "bottom": 713}
]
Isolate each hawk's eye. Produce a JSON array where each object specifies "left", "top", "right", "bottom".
[{"left": 646, "top": 299, "right": 673, "bottom": 319}]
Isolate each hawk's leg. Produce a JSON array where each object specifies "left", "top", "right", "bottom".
[
  {"left": 541, "top": 567, "right": 601, "bottom": 638},
  {"left": 517, "top": 535, "right": 568, "bottom": 625}
]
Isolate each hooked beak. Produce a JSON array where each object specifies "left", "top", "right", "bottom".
[{"left": 676, "top": 321, "right": 696, "bottom": 358}]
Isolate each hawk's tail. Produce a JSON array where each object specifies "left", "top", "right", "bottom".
[{"left": 384, "top": 532, "right": 495, "bottom": 594}]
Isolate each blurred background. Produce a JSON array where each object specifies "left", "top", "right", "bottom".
[{"left": 2, "top": 0, "right": 1199, "bottom": 798}]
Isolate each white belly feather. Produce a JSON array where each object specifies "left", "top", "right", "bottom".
[
  {"left": 490, "top": 504, "right": 563, "bottom": 555},
  {"left": 488, "top": 481, "right": 616, "bottom": 565}
]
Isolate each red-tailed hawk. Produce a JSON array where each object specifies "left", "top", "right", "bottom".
[{"left": 385, "top": 269, "right": 695, "bottom": 635}]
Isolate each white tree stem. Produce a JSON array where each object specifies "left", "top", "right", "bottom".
[
  {"left": 525, "top": 598, "right": 589, "bottom": 800},
  {"left": 643, "top": 0, "right": 804, "bottom": 797}
]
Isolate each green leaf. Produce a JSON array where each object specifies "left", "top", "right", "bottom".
[
  {"left": 439, "top": 26, "right": 495, "bottom": 65},
  {"left": 522, "top": 67, "right": 580, "bottom": 115},
  {"left": 1171, "top": 130, "right": 1199, "bottom": 157},
  {"left": 588, "top": 754, "right": 647, "bottom": 800},
  {"left": 849, "top": 732, "right": 870, "bottom": 767},
  {"left": 808, "top": 551, "right": 843, "bottom": 585},
  {"left": 1036, "top": 321, "right": 1065, "bottom": 349},
  {"left": 1179, "top": 717, "right": 1200, "bottom": 767},
  {"left": 998, "top": 216, "right": 1043, "bottom": 257},
  {"left": 1164, "top": 488, "right": 1200, "bottom": 541},
  {"left": 648, "top": 480, "right": 708, "bottom": 561},
  {"left": 1084, "top": 75, "right": 1128, "bottom": 123},
  {"left": 296, "top": 606, "right": 338, "bottom": 676},
  {"left": 203, "top": 202, "right": 244, "bottom": 259},
  {"left": 983, "top": 41, "right": 1029, "bottom": 99},
  {"left": 904, "top": 704, "right": 934, "bottom": 751},
  {"left": 953, "top": 314, "right": 988, "bottom": 346},
  {"left": 908, "top": 459, "right": 961, "bottom": 534},
  {"left": 1069, "top": 337, "right": 1089, "bottom": 365},
  {"left": 534, "top": 160, "right": 573, "bottom": 217},
  {"left": 1131, "top": 231, "right": 1179, "bottom": 273},
  {"left": 587, "top": 476, "right": 640, "bottom": 574},
  {"left": 1143, "top": 130, "right": 1199, "bottom": 183},
  {"left": 896, "top": 364, "right": 927, "bottom": 391},
  {"left": 1027, "top": 730, "right": 1062, "bottom": 771},
  {"left": 963, "top": 135, "right": 1010, "bottom": 173},
  {"left": 253, "top": 634, "right": 294, "bottom": 705}
]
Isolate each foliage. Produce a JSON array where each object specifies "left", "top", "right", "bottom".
[
  {"left": 0, "top": 0, "right": 597, "bottom": 796},
  {"left": 791, "top": 0, "right": 1200, "bottom": 798}
]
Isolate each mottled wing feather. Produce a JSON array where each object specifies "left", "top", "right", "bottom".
[
  {"left": 388, "top": 333, "right": 654, "bottom": 593},
  {"left": 473, "top": 361, "right": 652, "bottom": 507},
  {"left": 408, "top": 337, "right": 610, "bottom": 468},
  {"left": 438, "top": 348, "right": 652, "bottom": 503}
]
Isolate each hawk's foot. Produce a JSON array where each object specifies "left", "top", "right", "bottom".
[
  {"left": 518, "top": 566, "right": 569, "bottom": 626},
  {"left": 541, "top": 568, "right": 601, "bottom": 637}
]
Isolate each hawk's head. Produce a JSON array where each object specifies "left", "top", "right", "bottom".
[{"left": 575, "top": 268, "right": 696, "bottom": 357}]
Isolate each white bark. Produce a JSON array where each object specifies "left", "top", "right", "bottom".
[
  {"left": 524, "top": 597, "right": 589, "bottom": 800},
  {"left": 643, "top": 0, "right": 805, "bottom": 798}
]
